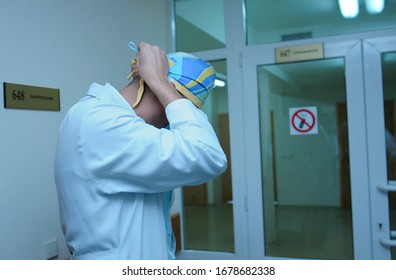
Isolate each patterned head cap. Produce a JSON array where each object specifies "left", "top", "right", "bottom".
[
  {"left": 167, "top": 52, "right": 216, "bottom": 108},
  {"left": 127, "top": 49, "right": 216, "bottom": 109}
]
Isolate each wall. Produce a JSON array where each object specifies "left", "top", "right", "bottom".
[{"left": 0, "top": 0, "right": 170, "bottom": 260}]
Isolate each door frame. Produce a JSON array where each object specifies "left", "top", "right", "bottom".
[
  {"left": 364, "top": 35, "right": 396, "bottom": 259},
  {"left": 241, "top": 35, "right": 394, "bottom": 259},
  {"left": 176, "top": 30, "right": 396, "bottom": 260}
]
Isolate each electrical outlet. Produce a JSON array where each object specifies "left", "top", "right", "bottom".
[{"left": 42, "top": 239, "right": 58, "bottom": 260}]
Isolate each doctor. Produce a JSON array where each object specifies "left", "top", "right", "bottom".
[{"left": 54, "top": 42, "right": 227, "bottom": 260}]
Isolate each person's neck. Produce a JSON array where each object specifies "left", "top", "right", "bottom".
[{"left": 119, "top": 78, "right": 139, "bottom": 108}]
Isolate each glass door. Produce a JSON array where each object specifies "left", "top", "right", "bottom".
[
  {"left": 177, "top": 59, "right": 240, "bottom": 260},
  {"left": 364, "top": 36, "right": 396, "bottom": 259},
  {"left": 243, "top": 36, "right": 395, "bottom": 259}
]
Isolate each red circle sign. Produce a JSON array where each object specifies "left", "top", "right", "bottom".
[{"left": 291, "top": 109, "right": 316, "bottom": 133}]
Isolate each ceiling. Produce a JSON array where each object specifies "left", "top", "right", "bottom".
[
  {"left": 176, "top": 0, "right": 396, "bottom": 45},
  {"left": 175, "top": 0, "right": 396, "bottom": 91}
]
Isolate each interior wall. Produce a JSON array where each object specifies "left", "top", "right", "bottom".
[{"left": 0, "top": 0, "right": 170, "bottom": 260}]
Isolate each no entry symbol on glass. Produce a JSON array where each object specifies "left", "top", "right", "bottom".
[{"left": 289, "top": 107, "right": 318, "bottom": 135}]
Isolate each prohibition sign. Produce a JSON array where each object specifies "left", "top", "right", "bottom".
[{"left": 291, "top": 108, "right": 316, "bottom": 134}]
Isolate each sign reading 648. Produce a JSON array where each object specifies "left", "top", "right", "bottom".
[
  {"left": 12, "top": 89, "right": 25, "bottom": 101},
  {"left": 4, "top": 82, "right": 60, "bottom": 111}
]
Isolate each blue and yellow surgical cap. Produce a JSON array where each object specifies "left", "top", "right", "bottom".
[
  {"left": 127, "top": 45, "right": 216, "bottom": 109},
  {"left": 167, "top": 52, "right": 216, "bottom": 108}
]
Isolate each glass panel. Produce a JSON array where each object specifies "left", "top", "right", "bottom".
[
  {"left": 258, "top": 58, "right": 354, "bottom": 259},
  {"left": 382, "top": 51, "right": 396, "bottom": 260},
  {"left": 182, "top": 60, "right": 234, "bottom": 252},
  {"left": 174, "top": 0, "right": 225, "bottom": 52},
  {"left": 246, "top": 0, "right": 396, "bottom": 45}
]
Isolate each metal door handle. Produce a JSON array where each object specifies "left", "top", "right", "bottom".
[
  {"left": 379, "top": 231, "right": 396, "bottom": 247},
  {"left": 376, "top": 184, "right": 396, "bottom": 247},
  {"left": 380, "top": 237, "right": 396, "bottom": 247},
  {"left": 377, "top": 183, "right": 396, "bottom": 192}
]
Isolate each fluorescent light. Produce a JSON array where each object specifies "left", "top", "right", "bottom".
[
  {"left": 365, "top": 0, "right": 385, "bottom": 14},
  {"left": 214, "top": 79, "right": 226, "bottom": 88},
  {"left": 338, "top": 0, "right": 359, "bottom": 18}
]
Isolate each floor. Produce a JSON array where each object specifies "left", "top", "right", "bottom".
[
  {"left": 183, "top": 203, "right": 356, "bottom": 259},
  {"left": 183, "top": 203, "right": 234, "bottom": 253},
  {"left": 265, "top": 205, "right": 354, "bottom": 260}
]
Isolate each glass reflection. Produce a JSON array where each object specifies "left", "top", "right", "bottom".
[
  {"left": 182, "top": 60, "right": 234, "bottom": 252},
  {"left": 245, "top": 0, "right": 396, "bottom": 45},
  {"left": 258, "top": 58, "right": 354, "bottom": 259},
  {"left": 175, "top": 0, "right": 225, "bottom": 52}
]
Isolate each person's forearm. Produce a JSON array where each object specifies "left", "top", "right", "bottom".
[{"left": 149, "top": 80, "right": 182, "bottom": 108}]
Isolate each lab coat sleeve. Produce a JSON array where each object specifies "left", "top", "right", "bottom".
[{"left": 82, "top": 99, "right": 227, "bottom": 194}]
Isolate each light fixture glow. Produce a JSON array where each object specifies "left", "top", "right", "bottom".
[
  {"left": 338, "top": 0, "right": 360, "bottom": 18},
  {"left": 214, "top": 79, "right": 226, "bottom": 88},
  {"left": 365, "top": 0, "right": 385, "bottom": 14}
]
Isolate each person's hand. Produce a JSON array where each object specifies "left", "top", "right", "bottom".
[
  {"left": 136, "top": 42, "right": 182, "bottom": 107},
  {"left": 136, "top": 42, "right": 169, "bottom": 91}
]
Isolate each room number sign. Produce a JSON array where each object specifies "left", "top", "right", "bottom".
[
  {"left": 275, "top": 43, "right": 324, "bottom": 64},
  {"left": 3, "top": 82, "right": 60, "bottom": 111}
]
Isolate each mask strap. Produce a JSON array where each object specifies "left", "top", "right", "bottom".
[
  {"left": 132, "top": 78, "right": 145, "bottom": 108},
  {"left": 126, "top": 42, "right": 145, "bottom": 108},
  {"left": 128, "top": 42, "right": 139, "bottom": 52}
]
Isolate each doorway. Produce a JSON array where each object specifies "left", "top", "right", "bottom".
[{"left": 242, "top": 35, "right": 396, "bottom": 259}]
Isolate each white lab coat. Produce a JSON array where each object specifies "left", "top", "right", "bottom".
[{"left": 54, "top": 83, "right": 227, "bottom": 259}]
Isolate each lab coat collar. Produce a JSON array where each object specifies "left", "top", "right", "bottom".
[{"left": 86, "top": 83, "right": 133, "bottom": 112}]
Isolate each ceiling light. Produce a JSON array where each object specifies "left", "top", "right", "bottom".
[
  {"left": 215, "top": 73, "right": 227, "bottom": 88},
  {"left": 365, "top": 0, "right": 385, "bottom": 14},
  {"left": 338, "top": 0, "right": 359, "bottom": 18},
  {"left": 214, "top": 79, "right": 226, "bottom": 88}
]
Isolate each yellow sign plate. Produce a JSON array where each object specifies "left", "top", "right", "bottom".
[
  {"left": 4, "top": 82, "right": 60, "bottom": 111},
  {"left": 275, "top": 43, "right": 324, "bottom": 64}
]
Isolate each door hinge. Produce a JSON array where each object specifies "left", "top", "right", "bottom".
[
  {"left": 244, "top": 196, "right": 248, "bottom": 212},
  {"left": 239, "top": 53, "right": 243, "bottom": 68}
]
